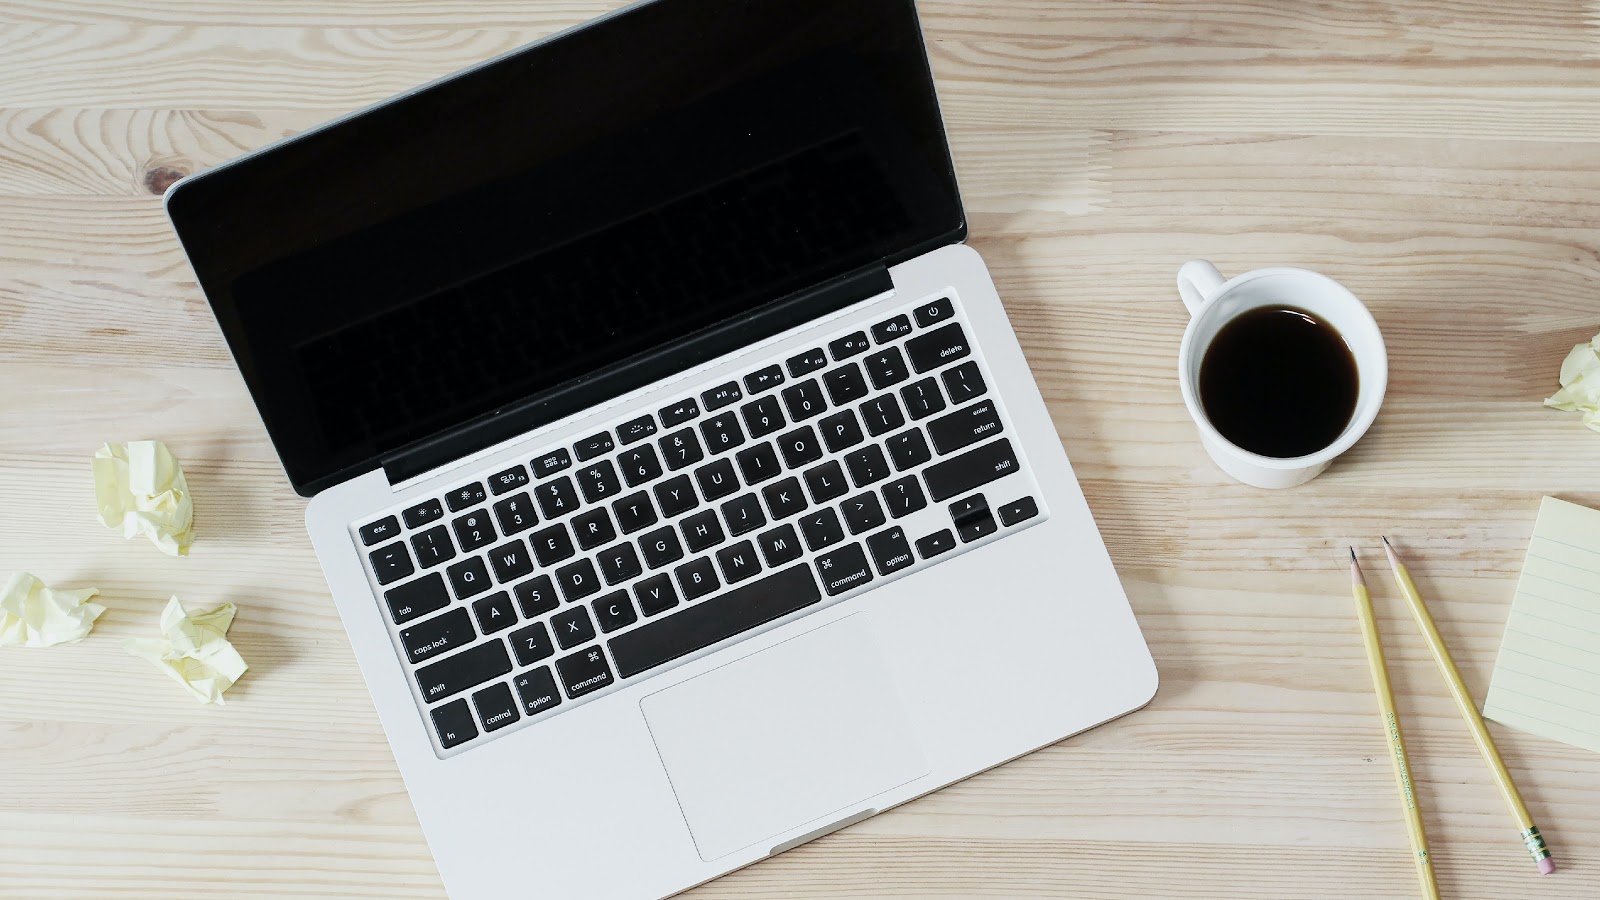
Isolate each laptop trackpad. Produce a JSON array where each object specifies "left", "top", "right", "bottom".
[{"left": 641, "top": 615, "right": 929, "bottom": 861}]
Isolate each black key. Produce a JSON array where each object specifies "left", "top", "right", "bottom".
[
  {"left": 803, "top": 459, "right": 849, "bottom": 503},
  {"left": 574, "top": 432, "right": 614, "bottom": 461},
  {"left": 597, "top": 542, "right": 643, "bottom": 585},
  {"left": 447, "top": 556, "right": 492, "bottom": 599},
  {"left": 924, "top": 438, "right": 1020, "bottom": 502},
  {"left": 882, "top": 475, "right": 927, "bottom": 519},
  {"left": 535, "top": 475, "right": 579, "bottom": 519},
  {"left": 916, "top": 529, "right": 957, "bottom": 559},
  {"left": 735, "top": 441, "right": 781, "bottom": 485},
  {"left": 886, "top": 429, "right": 932, "bottom": 471},
  {"left": 489, "top": 465, "right": 529, "bottom": 495},
  {"left": 867, "top": 526, "right": 915, "bottom": 577},
  {"left": 613, "top": 491, "right": 658, "bottom": 534},
  {"left": 777, "top": 425, "right": 822, "bottom": 469},
  {"left": 511, "top": 621, "right": 555, "bottom": 667},
  {"left": 716, "top": 540, "right": 763, "bottom": 584},
  {"left": 556, "top": 646, "right": 614, "bottom": 698},
  {"left": 815, "top": 543, "right": 872, "bottom": 596},
  {"left": 577, "top": 460, "right": 621, "bottom": 504},
  {"left": 695, "top": 458, "right": 739, "bottom": 502},
  {"left": 654, "top": 473, "right": 699, "bottom": 518},
  {"left": 872, "top": 314, "right": 914, "bottom": 344},
  {"left": 1000, "top": 496, "right": 1040, "bottom": 526},
  {"left": 914, "top": 296, "right": 954, "bottom": 327},
  {"left": 634, "top": 573, "right": 680, "bottom": 617},
  {"left": 761, "top": 476, "right": 808, "bottom": 520},
  {"left": 786, "top": 347, "right": 827, "bottom": 377},
  {"left": 800, "top": 507, "right": 845, "bottom": 551},
  {"left": 829, "top": 330, "right": 870, "bottom": 360},
  {"left": 411, "top": 525, "right": 456, "bottom": 571},
  {"left": 721, "top": 493, "right": 767, "bottom": 536},
  {"left": 492, "top": 492, "right": 538, "bottom": 535},
  {"left": 572, "top": 507, "right": 616, "bottom": 550},
  {"left": 863, "top": 346, "right": 911, "bottom": 390},
  {"left": 403, "top": 498, "right": 444, "bottom": 529},
  {"left": 702, "top": 381, "right": 743, "bottom": 411},
  {"left": 640, "top": 525, "right": 685, "bottom": 569},
  {"left": 431, "top": 698, "right": 477, "bottom": 748},
  {"left": 619, "top": 445, "right": 664, "bottom": 487},
  {"left": 861, "top": 394, "right": 906, "bottom": 437},
  {"left": 740, "top": 395, "right": 786, "bottom": 439},
  {"left": 487, "top": 538, "right": 534, "bottom": 583},
  {"left": 618, "top": 415, "right": 657, "bottom": 445},
  {"left": 446, "top": 482, "right": 487, "bottom": 512},
  {"left": 744, "top": 364, "right": 785, "bottom": 395},
  {"left": 951, "top": 494, "right": 997, "bottom": 543},
  {"left": 552, "top": 606, "right": 596, "bottom": 649},
  {"left": 359, "top": 516, "right": 400, "bottom": 546},
  {"left": 942, "top": 360, "right": 988, "bottom": 405},
  {"left": 901, "top": 377, "right": 946, "bottom": 420},
  {"left": 452, "top": 509, "right": 497, "bottom": 552},
  {"left": 533, "top": 448, "right": 572, "bottom": 479},
  {"left": 929, "top": 398, "right": 1002, "bottom": 454},
  {"left": 514, "top": 574, "right": 559, "bottom": 618},
  {"left": 675, "top": 556, "right": 721, "bottom": 600},
  {"left": 556, "top": 557, "right": 601, "bottom": 602},
  {"left": 819, "top": 408, "right": 864, "bottom": 453},
  {"left": 758, "top": 523, "right": 804, "bottom": 567},
  {"left": 399, "top": 607, "right": 474, "bottom": 665},
  {"left": 659, "top": 427, "right": 705, "bottom": 471},
  {"left": 592, "top": 591, "right": 637, "bottom": 633},
  {"left": 513, "top": 666, "right": 562, "bottom": 717},
  {"left": 384, "top": 571, "right": 449, "bottom": 624},
  {"left": 609, "top": 564, "right": 820, "bottom": 678},
  {"left": 781, "top": 378, "right": 827, "bottom": 421},
  {"left": 472, "top": 590, "right": 518, "bottom": 635},
  {"left": 841, "top": 492, "right": 887, "bottom": 535},
  {"left": 530, "top": 523, "right": 576, "bottom": 566},
  {"left": 415, "top": 640, "right": 511, "bottom": 704},
  {"left": 700, "top": 411, "right": 745, "bottom": 455},
  {"left": 659, "top": 398, "right": 699, "bottom": 428},
  {"left": 845, "top": 444, "right": 891, "bottom": 487},
  {"left": 369, "top": 541, "right": 415, "bottom": 585},
  {"left": 681, "top": 509, "right": 726, "bottom": 553},
  {"left": 473, "top": 682, "right": 520, "bottom": 733},
  {"left": 906, "top": 322, "right": 971, "bottom": 374},
  {"left": 824, "top": 363, "right": 869, "bottom": 406}
]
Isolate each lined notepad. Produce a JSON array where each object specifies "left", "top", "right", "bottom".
[{"left": 1483, "top": 497, "right": 1600, "bottom": 754}]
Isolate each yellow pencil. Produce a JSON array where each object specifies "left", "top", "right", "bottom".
[
  {"left": 1383, "top": 537, "right": 1556, "bottom": 875},
  {"left": 1350, "top": 548, "right": 1440, "bottom": 899}
]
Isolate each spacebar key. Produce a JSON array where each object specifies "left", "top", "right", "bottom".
[
  {"left": 923, "top": 438, "right": 1020, "bottom": 502},
  {"left": 609, "top": 564, "right": 821, "bottom": 679}
]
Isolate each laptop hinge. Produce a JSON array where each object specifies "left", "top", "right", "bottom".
[{"left": 379, "top": 263, "right": 895, "bottom": 489}]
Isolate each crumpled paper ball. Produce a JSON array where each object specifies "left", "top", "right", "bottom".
[
  {"left": 1546, "top": 331, "right": 1600, "bottom": 433},
  {"left": 92, "top": 440, "right": 194, "bottom": 556},
  {"left": 124, "top": 596, "right": 248, "bottom": 705},
  {"left": 0, "top": 572, "right": 104, "bottom": 647}
]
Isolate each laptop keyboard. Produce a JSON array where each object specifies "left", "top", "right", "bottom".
[{"left": 356, "top": 294, "right": 1047, "bottom": 755}]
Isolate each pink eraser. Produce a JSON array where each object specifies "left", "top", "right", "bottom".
[{"left": 1538, "top": 857, "right": 1556, "bottom": 875}]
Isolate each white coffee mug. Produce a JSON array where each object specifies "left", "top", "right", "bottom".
[{"left": 1176, "top": 260, "right": 1387, "bottom": 489}]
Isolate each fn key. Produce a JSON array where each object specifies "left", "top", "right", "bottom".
[{"left": 431, "top": 698, "right": 477, "bottom": 749}]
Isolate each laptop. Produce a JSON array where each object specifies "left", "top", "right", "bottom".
[{"left": 164, "top": 0, "right": 1157, "bottom": 896}]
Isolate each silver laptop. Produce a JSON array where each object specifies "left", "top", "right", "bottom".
[{"left": 164, "top": 0, "right": 1157, "bottom": 895}]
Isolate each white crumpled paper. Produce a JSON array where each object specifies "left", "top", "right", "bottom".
[
  {"left": 0, "top": 572, "right": 104, "bottom": 647},
  {"left": 124, "top": 596, "right": 248, "bottom": 705},
  {"left": 1546, "top": 331, "right": 1600, "bottom": 433},
  {"left": 92, "top": 440, "right": 194, "bottom": 556}
]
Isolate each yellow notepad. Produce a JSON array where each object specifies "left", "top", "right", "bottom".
[{"left": 1483, "top": 497, "right": 1600, "bottom": 753}]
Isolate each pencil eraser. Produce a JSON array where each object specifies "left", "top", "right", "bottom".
[{"left": 1538, "top": 857, "right": 1556, "bottom": 875}]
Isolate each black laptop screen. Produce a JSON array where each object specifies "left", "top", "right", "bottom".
[{"left": 166, "top": 0, "right": 964, "bottom": 496}]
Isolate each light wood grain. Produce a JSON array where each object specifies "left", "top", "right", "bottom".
[{"left": 3, "top": 1, "right": 1600, "bottom": 898}]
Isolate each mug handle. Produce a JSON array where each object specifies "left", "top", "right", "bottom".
[{"left": 1177, "top": 260, "right": 1226, "bottom": 317}]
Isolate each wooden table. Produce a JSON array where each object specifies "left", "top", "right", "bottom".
[{"left": 4, "top": 1, "right": 1599, "bottom": 897}]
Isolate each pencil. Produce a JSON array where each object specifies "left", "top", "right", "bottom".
[
  {"left": 1350, "top": 548, "right": 1440, "bottom": 900},
  {"left": 1383, "top": 536, "right": 1556, "bottom": 875}
]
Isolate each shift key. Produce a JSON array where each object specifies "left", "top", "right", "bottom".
[
  {"left": 415, "top": 640, "right": 512, "bottom": 704},
  {"left": 923, "top": 438, "right": 1020, "bottom": 502}
]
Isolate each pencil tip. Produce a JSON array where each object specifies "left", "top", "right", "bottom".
[
  {"left": 1382, "top": 535, "right": 1392, "bottom": 548},
  {"left": 1349, "top": 546, "right": 1357, "bottom": 562}
]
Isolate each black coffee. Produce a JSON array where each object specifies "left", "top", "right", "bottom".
[{"left": 1198, "top": 306, "right": 1358, "bottom": 458}]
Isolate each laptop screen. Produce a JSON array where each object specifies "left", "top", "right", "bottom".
[{"left": 167, "top": 0, "right": 963, "bottom": 496}]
